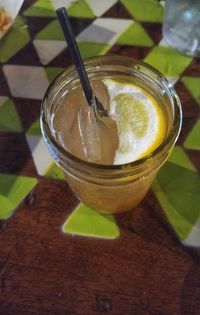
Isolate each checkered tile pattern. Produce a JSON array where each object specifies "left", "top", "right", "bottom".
[{"left": 0, "top": 0, "right": 199, "bottom": 243}]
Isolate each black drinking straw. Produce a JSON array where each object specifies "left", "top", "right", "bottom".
[{"left": 56, "top": 7, "right": 107, "bottom": 116}]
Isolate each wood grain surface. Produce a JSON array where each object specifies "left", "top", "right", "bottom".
[
  {"left": 0, "top": 1, "right": 200, "bottom": 314},
  {"left": 1, "top": 184, "right": 200, "bottom": 315}
]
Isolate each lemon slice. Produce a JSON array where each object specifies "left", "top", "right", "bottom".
[
  {"left": 103, "top": 79, "right": 166, "bottom": 164},
  {"left": 114, "top": 93, "right": 149, "bottom": 137}
]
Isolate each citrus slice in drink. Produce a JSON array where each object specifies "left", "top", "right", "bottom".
[{"left": 103, "top": 79, "right": 166, "bottom": 164}]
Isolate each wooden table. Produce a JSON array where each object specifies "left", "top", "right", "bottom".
[{"left": 0, "top": 1, "right": 200, "bottom": 314}]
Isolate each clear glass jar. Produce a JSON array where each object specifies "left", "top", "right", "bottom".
[
  {"left": 41, "top": 55, "right": 182, "bottom": 214},
  {"left": 163, "top": 0, "right": 200, "bottom": 57}
]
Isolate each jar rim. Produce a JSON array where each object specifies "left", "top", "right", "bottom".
[{"left": 41, "top": 55, "right": 182, "bottom": 171}]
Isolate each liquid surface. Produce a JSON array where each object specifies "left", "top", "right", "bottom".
[{"left": 53, "top": 79, "right": 165, "bottom": 165}]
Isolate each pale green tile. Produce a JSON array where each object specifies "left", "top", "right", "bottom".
[
  {"left": 168, "top": 146, "right": 196, "bottom": 171},
  {"left": 0, "top": 175, "right": 37, "bottom": 207},
  {"left": 153, "top": 162, "right": 200, "bottom": 239},
  {"left": 78, "top": 42, "right": 110, "bottom": 58},
  {"left": 62, "top": 203, "right": 120, "bottom": 239},
  {"left": 68, "top": 0, "right": 95, "bottom": 18},
  {"left": 45, "top": 163, "right": 65, "bottom": 180},
  {"left": 45, "top": 67, "right": 64, "bottom": 83},
  {"left": 153, "top": 179, "right": 195, "bottom": 240},
  {"left": 26, "top": 119, "right": 41, "bottom": 136},
  {"left": 144, "top": 46, "right": 192, "bottom": 77},
  {"left": 0, "top": 99, "right": 23, "bottom": 132},
  {"left": 0, "top": 174, "right": 38, "bottom": 220},
  {"left": 117, "top": 21, "right": 153, "bottom": 47},
  {"left": 121, "top": 0, "right": 163, "bottom": 22},
  {"left": 184, "top": 119, "right": 200, "bottom": 150},
  {"left": 0, "top": 196, "right": 14, "bottom": 220},
  {"left": 23, "top": 0, "right": 55, "bottom": 17},
  {"left": 35, "top": 20, "right": 64, "bottom": 40},
  {"left": 181, "top": 76, "right": 200, "bottom": 106},
  {"left": 0, "top": 17, "right": 30, "bottom": 63}
]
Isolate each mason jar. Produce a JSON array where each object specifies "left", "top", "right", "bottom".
[{"left": 41, "top": 55, "right": 182, "bottom": 214}]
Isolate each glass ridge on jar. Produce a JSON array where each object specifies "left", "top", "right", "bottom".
[{"left": 41, "top": 55, "right": 182, "bottom": 214}]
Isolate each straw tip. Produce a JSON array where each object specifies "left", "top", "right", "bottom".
[{"left": 56, "top": 7, "right": 66, "bottom": 15}]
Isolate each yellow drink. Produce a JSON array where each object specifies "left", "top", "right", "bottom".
[{"left": 41, "top": 56, "right": 182, "bottom": 213}]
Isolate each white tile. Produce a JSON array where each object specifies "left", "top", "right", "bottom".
[
  {"left": 183, "top": 220, "right": 200, "bottom": 247},
  {"left": 26, "top": 135, "right": 53, "bottom": 175},
  {"left": 77, "top": 24, "right": 115, "bottom": 44},
  {"left": 3, "top": 65, "right": 49, "bottom": 100},
  {"left": 86, "top": 0, "right": 117, "bottom": 17},
  {"left": 77, "top": 18, "right": 132, "bottom": 45},
  {"left": 95, "top": 18, "right": 132, "bottom": 34},
  {"left": 160, "top": 1, "right": 165, "bottom": 7},
  {"left": 33, "top": 39, "right": 67, "bottom": 65},
  {"left": 51, "top": 0, "right": 74, "bottom": 10}
]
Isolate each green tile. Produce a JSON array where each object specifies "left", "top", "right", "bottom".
[
  {"left": 168, "top": 146, "right": 196, "bottom": 171},
  {"left": 184, "top": 119, "right": 200, "bottom": 150},
  {"left": 0, "top": 174, "right": 38, "bottom": 220},
  {"left": 23, "top": 0, "right": 55, "bottom": 17},
  {"left": 62, "top": 203, "right": 120, "bottom": 239},
  {"left": 121, "top": 0, "right": 163, "bottom": 22},
  {"left": 0, "top": 17, "right": 30, "bottom": 63},
  {"left": 117, "top": 21, "right": 153, "bottom": 47},
  {"left": 45, "top": 67, "right": 65, "bottom": 83},
  {"left": 0, "top": 99, "right": 23, "bottom": 132},
  {"left": 181, "top": 76, "right": 200, "bottom": 106},
  {"left": 0, "top": 196, "right": 14, "bottom": 220},
  {"left": 68, "top": 0, "right": 95, "bottom": 18},
  {"left": 27, "top": 118, "right": 41, "bottom": 136},
  {"left": 35, "top": 20, "right": 64, "bottom": 40},
  {"left": 144, "top": 46, "right": 192, "bottom": 77},
  {"left": 153, "top": 179, "right": 195, "bottom": 240},
  {"left": 78, "top": 42, "right": 110, "bottom": 58},
  {"left": 45, "top": 163, "right": 65, "bottom": 180},
  {"left": 153, "top": 162, "right": 200, "bottom": 240}
]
